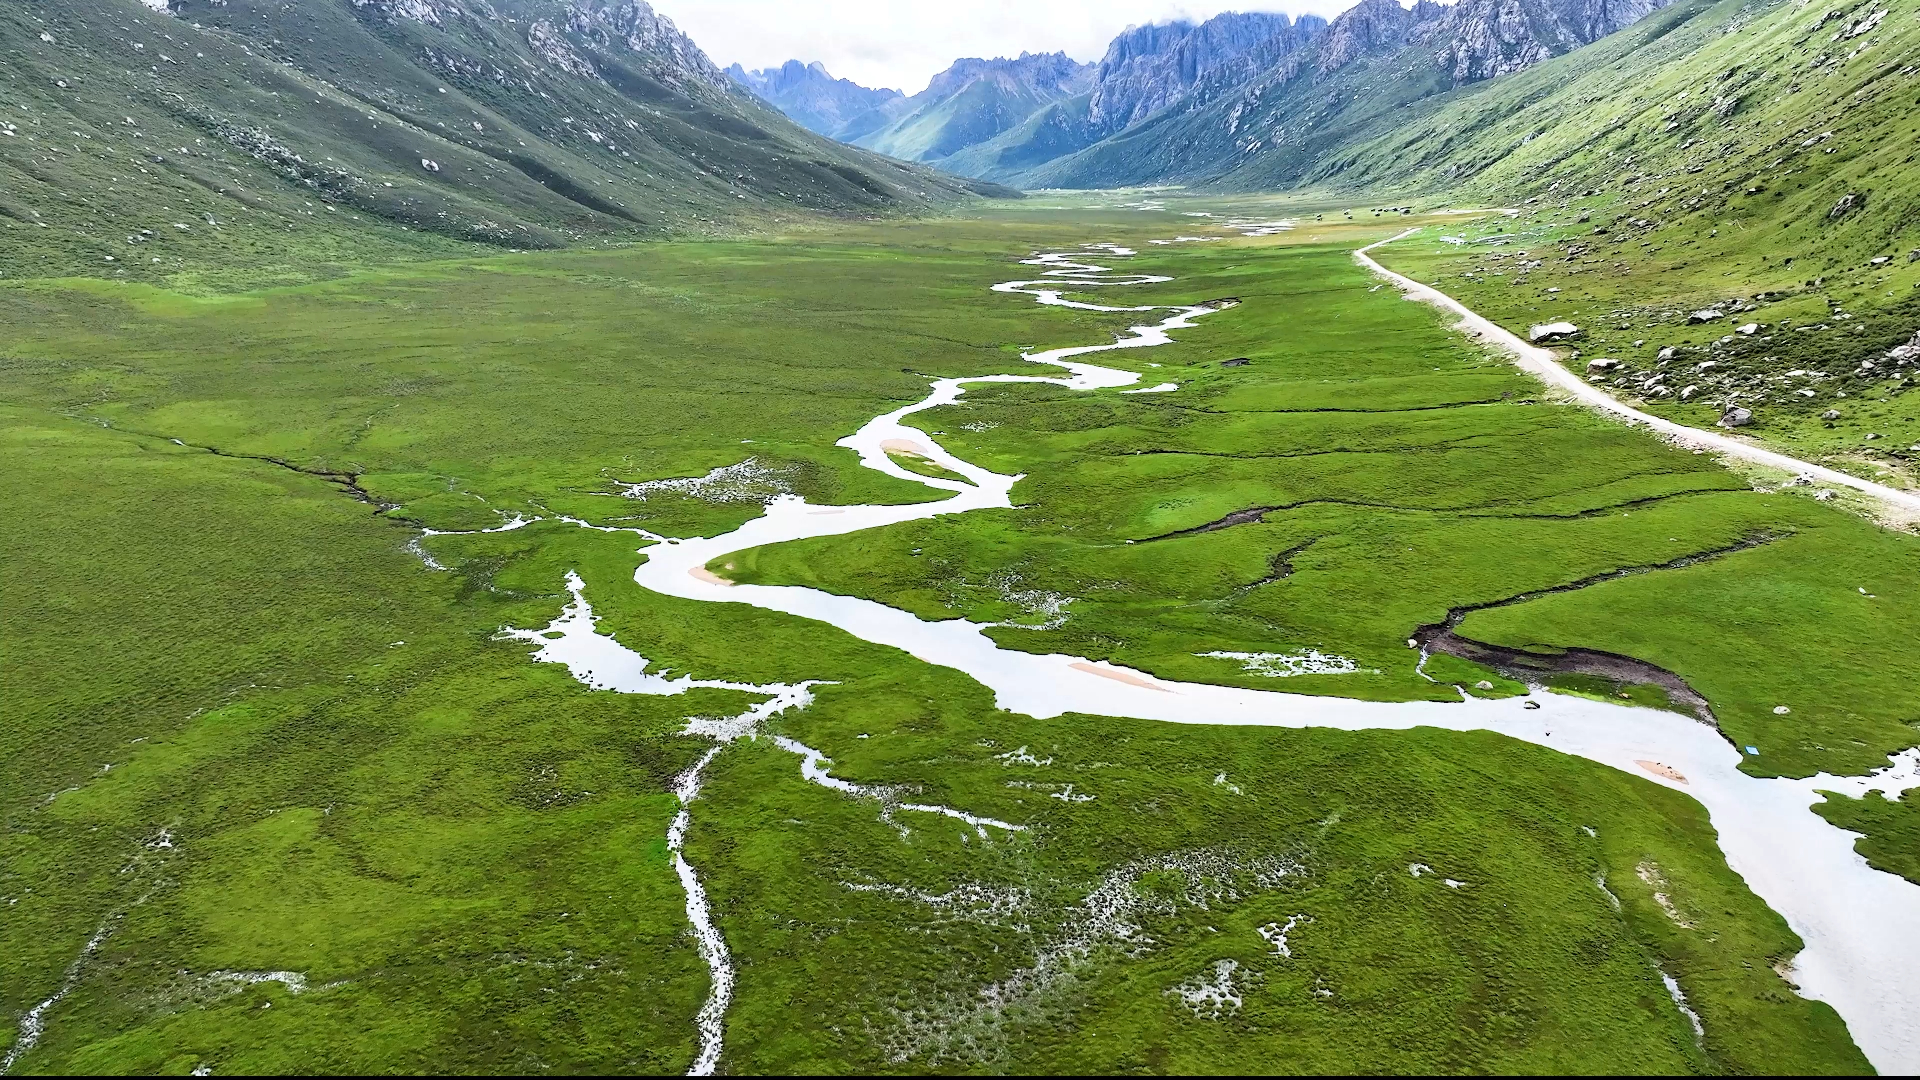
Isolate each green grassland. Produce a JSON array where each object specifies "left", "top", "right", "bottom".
[
  {"left": 1373, "top": 213, "right": 1920, "bottom": 489},
  {"left": 729, "top": 217, "right": 1920, "bottom": 780},
  {"left": 1814, "top": 789, "right": 1920, "bottom": 883},
  {"left": 0, "top": 208, "right": 1895, "bottom": 1071}
]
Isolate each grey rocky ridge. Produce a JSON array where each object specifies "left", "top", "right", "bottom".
[
  {"left": 937, "top": 11, "right": 1329, "bottom": 179},
  {"left": 724, "top": 60, "right": 904, "bottom": 140}
]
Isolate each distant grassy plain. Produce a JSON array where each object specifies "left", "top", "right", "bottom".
[{"left": 2, "top": 205, "right": 1899, "bottom": 1072}]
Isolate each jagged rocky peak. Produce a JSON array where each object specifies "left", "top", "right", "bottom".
[
  {"left": 922, "top": 52, "right": 1095, "bottom": 100},
  {"left": 726, "top": 59, "right": 904, "bottom": 138},
  {"left": 1090, "top": 12, "right": 1296, "bottom": 128},
  {"left": 1315, "top": 0, "right": 1427, "bottom": 74},
  {"left": 1421, "top": 0, "right": 1679, "bottom": 83},
  {"left": 546, "top": 0, "right": 730, "bottom": 91},
  {"left": 561, "top": 1, "right": 728, "bottom": 86},
  {"left": 730, "top": 59, "right": 898, "bottom": 99}
]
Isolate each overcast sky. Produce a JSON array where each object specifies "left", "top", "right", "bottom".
[{"left": 660, "top": 1, "right": 1368, "bottom": 95}]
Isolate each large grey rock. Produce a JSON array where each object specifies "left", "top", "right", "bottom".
[
  {"left": 1687, "top": 309, "right": 1724, "bottom": 324},
  {"left": 1529, "top": 321, "right": 1580, "bottom": 342},
  {"left": 1829, "top": 192, "right": 1865, "bottom": 220},
  {"left": 1718, "top": 406, "right": 1754, "bottom": 427}
]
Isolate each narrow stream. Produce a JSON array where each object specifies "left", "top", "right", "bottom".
[{"left": 502, "top": 243, "right": 1920, "bottom": 1072}]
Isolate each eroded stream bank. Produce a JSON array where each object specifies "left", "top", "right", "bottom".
[{"left": 492, "top": 239, "right": 1920, "bottom": 1074}]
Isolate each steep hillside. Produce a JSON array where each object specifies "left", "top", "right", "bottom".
[
  {"left": 1347, "top": 0, "right": 1920, "bottom": 473},
  {"left": 942, "top": 12, "right": 1325, "bottom": 182},
  {"left": 725, "top": 59, "right": 902, "bottom": 139},
  {"left": 851, "top": 52, "right": 1093, "bottom": 164},
  {"left": 0, "top": 0, "right": 991, "bottom": 285},
  {"left": 1014, "top": 0, "right": 1676, "bottom": 189}
]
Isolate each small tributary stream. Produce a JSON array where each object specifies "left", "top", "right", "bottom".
[{"left": 500, "top": 243, "right": 1920, "bottom": 1073}]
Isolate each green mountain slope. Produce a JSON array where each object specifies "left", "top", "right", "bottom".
[
  {"left": 1322, "top": 0, "right": 1916, "bottom": 226},
  {"left": 852, "top": 53, "right": 1091, "bottom": 164},
  {"left": 1347, "top": 0, "right": 1920, "bottom": 484},
  {"left": 938, "top": 93, "right": 1102, "bottom": 179},
  {"left": 0, "top": 0, "right": 994, "bottom": 285}
]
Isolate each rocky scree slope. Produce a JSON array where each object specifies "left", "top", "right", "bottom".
[
  {"left": 725, "top": 59, "right": 904, "bottom": 141},
  {"left": 0, "top": 0, "right": 995, "bottom": 283},
  {"left": 1002, "top": 0, "right": 1677, "bottom": 189}
]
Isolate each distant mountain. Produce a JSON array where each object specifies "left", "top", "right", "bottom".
[
  {"left": 0, "top": 0, "right": 1001, "bottom": 280},
  {"left": 726, "top": 60, "right": 904, "bottom": 140},
  {"left": 944, "top": 0, "right": 1678, "bottom": 189},
  {"left": 850, "top": 52, "right": 1095, "bottom": 164},
  {"left": 941, "top": 12, "right": 1326, "bottom": 182}
]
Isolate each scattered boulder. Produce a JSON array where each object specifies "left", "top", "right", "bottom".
[
  {"left": 1737, "top": 323, "right": 1760, "bottom": 335},
  {"left": 1681, "top": 385, "right": 1699, "bottom": 399},
  {"left": 1820, "top": 409, "right": 1841, "bottom": 420},
  {"left": 1529, "top": 321, "right": 1580, "bottom": 343},
  {"left": 1657, "top": 346, "right": 1677, "bottom": 361},
  {"left": 1718, "top": 405, "right": 1754, "bottom": 428},
  {"left": 1220, "top": 357, "right": 1251, "bottom": 367},
  {"left": 1887, "top": 331, "right": 1920, "bottom": 362},
  {"left": 1687, "top": 309, "right": 1724, "bottom": 324},
  {"left": 1585, "top": 358, "right": 1620, "bottom": 372},
  {"left": 420, "top": 158, "right": 441, "bottom": 172},
  {"left": 1829, "top": 192, "right": 1864, "bottom": 220}
]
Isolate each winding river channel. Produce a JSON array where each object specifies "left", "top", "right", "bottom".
[{"left": 503, "top": 240, "right": 1920, "bottom": 1073}]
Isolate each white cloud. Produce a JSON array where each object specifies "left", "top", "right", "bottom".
[{"left": 659, "top": 1, "right": 1366, "bottom": 95}]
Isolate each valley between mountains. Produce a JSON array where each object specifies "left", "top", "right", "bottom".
[{"left": 4, "top": 0, "right": 1920, "bottom": 1075}]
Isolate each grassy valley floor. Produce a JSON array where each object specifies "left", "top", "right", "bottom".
[{"left": 1, "top": 204, "right": 1901, "bottom": 1073}]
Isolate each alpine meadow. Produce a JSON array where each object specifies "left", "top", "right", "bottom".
[{"left": 3, "top": 0, "right": 1919, "bottom": 1076}]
